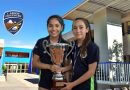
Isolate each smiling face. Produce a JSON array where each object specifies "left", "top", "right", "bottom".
[
  {"left": 72, "top": 19, "right": 89, "bottom": 41},
  {"left": 47, "top": 18, "right": 63, "bottom": 38}
]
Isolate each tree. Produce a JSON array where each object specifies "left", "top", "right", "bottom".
[
  {"left": 108, "top": 40, "right": 124, "bottom": 81},
  {"left": 108, "top": 39, "right": 123, "bottom": 62}
]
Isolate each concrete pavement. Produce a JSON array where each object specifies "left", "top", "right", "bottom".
[
  {"left": 1, "top": 73, "right": 130, "bottom": 90},
  {"left": 0, "top": 73, "right": 39, "bottom": 90}
]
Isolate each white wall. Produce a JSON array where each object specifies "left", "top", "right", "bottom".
[{"left": 0, "top": 39, "right": 4, "bottom": 47}]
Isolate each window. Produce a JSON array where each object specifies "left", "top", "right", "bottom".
[{"left": 5, "top": 51, "right": 29, "bottom": 58}]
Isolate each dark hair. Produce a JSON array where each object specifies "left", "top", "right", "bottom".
[
  {"left": 73, "top": 18, "right": 92, "bottom": 57},
  {"left": 47, "top": 15, "right": 65, "bottom": 33}
]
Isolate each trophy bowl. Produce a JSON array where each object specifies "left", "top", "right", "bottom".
[{"left": 43, "top": 41, "right": 74, "bottom": 90}]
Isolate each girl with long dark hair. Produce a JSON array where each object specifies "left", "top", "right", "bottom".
[{"left": 61, "top": 18, "right": 99, "bottom": 90}]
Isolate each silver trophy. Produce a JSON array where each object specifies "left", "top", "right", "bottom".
[{"left": 43, "top": 40, "right": 74, "bottom": 88}]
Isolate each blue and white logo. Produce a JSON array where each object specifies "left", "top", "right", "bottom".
[{"left": 4, "top": 10, "right": 23, "bottom": 35}]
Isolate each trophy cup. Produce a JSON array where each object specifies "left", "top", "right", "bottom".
[{"left": 43, "top": 40, "right": 74, "bottom": 90}]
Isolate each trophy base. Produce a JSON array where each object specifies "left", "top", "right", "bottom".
[
  {"left": 51, "top": 79, "right": 66, "bottom": 90},
  {"left": 51, "top": 87, "right": 61, "bottom": 90}
]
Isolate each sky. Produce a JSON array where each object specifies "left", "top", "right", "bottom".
[{"left": 0, "top": 0, "right": 84, "bottom": 49}]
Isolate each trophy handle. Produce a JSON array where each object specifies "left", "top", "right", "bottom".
[
  {"left": 65, "top": 41, "right": 75, "bottom": 60},
  {"left": 43, "top": 40, "right": 53, "bottom": 62}
]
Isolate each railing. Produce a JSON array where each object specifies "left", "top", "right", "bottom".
[{"left": 96, "top": 62, "right": 130, "bottom": 85}]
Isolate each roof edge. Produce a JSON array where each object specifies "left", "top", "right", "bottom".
[{"left": 63, "top": 0, "right": 90, "bottom": 19}]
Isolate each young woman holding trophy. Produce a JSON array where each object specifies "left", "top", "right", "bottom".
[
  {"left": 61, "top": 18, "right": 99, "bottom": 90},
  {"left": 32, "top": 15, "right": 69, "bottom": 90}
]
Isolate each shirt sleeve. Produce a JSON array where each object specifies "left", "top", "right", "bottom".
[
  {"left": 88, "top": 44, "right": 99, "bottom": 64},
  {"left": 33, "top": 39, "right": 41, "bottom": 56}
]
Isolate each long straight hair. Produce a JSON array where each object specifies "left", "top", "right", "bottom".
[{"left": 73, "top": 18, "right": 92, "bottom": 57}]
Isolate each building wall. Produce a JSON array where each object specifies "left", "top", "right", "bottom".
[
  {"left": 122, "top": 13, "right": 130, "bottom": 62},
  {"left": 107, "top": 8, "right": 122, "bottom": 25},
  {"left": 0, "top": 39, "right": 4, "bottom": 47},
  {"left": 2, "top": 47, "right": 32, "bottom": 64},
  {"left": 0, "top": 39, "right": 4, "bottom": 75},
  {"left": 0, "top": 39, "right": 4, "bottom": 57},
  {"left": 123, "top": 35, "right": 130, "bottom": 55},
  {"left": 0, "top": 48, "right": 3, "bottom": 58},
  {"left": 0, "top": 47, "right": 32, "bottom": 74}
]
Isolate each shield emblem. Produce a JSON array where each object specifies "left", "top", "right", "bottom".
[{"left": 3, "top": 10, "right": 23, "bottom": 35}]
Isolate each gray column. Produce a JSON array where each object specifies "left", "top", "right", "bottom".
[{"left": 93, "top": 8, "right": 109, "bottom": 62}]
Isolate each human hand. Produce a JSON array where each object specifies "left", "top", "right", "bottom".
[
  {"left": 50, "top": 64, "right": 62, "bottom": 73},
  {"left": 60, "top": 67, "right": 66, "bottom": 73},
  {"left": 60, "top": 82, "right": 73, "bottom": 90}
]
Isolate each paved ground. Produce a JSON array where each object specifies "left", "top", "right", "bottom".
[
  {"left": 1, "top": 73, "right": 130, "bottom": 90},
  {"left": 0, "top": 73, "right": 39, "bottom": 90}
]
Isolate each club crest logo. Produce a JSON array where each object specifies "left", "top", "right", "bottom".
[{"left": 3, "top": 10, "right": 23, "bottom": 35}]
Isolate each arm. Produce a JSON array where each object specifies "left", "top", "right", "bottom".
[
  {"left": 61, "top": 57, "right": 72, "bottom": 73},
  {"left": 63, "top": 64, "right": 72, "bottom": 72},
  {"left": 32, "top": 54, "right": 51, "bottom": 70},
  {"left": 62, "top": 64, "right": 72, "bottom": 82},
  {"left": 61, "top": 59, "right": 72, "bottom": 82},
  {"left": 61, "top": 62, "right": 97, "bottom": 90},
  {"left": 70, "top": 62, "right": 97, "bottom": 88},
  {"left": 32, "top": 54, "right": 60, "bottom": 72}
]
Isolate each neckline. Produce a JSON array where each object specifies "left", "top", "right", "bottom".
[
  {"left": 75, "top": 40, "right": 81, "bottom": 48},
  {"left": 48, "top": 35, "right": 61, "bottom": 44}
]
